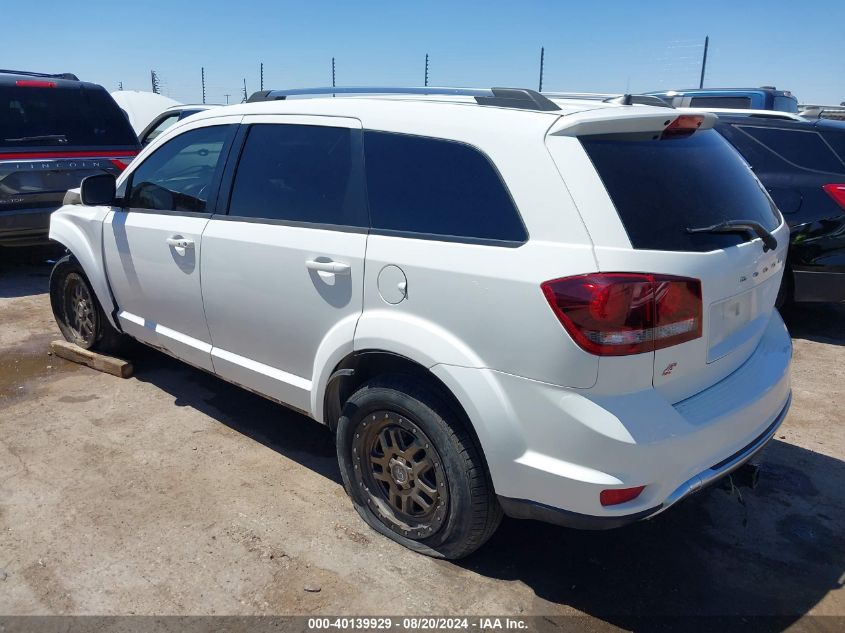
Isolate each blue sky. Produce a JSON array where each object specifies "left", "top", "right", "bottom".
[{"left": 4, "top": 0, "right": 843, "bottom": 105}]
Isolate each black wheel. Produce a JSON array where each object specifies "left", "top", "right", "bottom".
[
  {"left": 336, "top": 376, "right": 502, "bottom": 559},
  {"left": 50, "top": 254, "right": 128, "bottom": 353}
]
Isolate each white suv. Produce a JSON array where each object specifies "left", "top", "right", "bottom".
[{"left": 48, "top": 87, "right": 792, "bottom": 559}]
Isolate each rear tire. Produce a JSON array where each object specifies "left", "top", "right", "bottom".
[
  {"left": 336, "top": 375, "right": 502, "bottom": 559},
  {"left": 50, "top": 254, "right": 128, "bottom": 354}
]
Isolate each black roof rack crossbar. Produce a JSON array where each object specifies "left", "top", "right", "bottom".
[
  {"left": 0, "top": 69, "right": 79, "bottom": 81},
  {"left": 247, "top": 86, "right": 560, "bottom": 111}
]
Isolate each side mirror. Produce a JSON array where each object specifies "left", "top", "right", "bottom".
[{"left": 80, "top": 173, "right": 116, "bottom": 206}]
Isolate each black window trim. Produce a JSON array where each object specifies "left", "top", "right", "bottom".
[
  {"left": 733, "top": 123, "right": 845, "bottom": 176},
  {"left": 362, "top": 129, "right": 529, "bottom": 247},
  {"left": 120, "top": 123, "right": 238, "bottom": 216}
]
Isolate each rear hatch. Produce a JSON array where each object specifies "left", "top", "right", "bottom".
[
  {"left": 547, "top": 111, "right": 790, "bottom": 403},
  {"left": 0, "top": 79, "right": 139, "bottom": 217}
]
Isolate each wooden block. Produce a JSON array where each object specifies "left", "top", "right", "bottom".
[{"left": 50, "top": 340, "right": 133, "bottom": 379}]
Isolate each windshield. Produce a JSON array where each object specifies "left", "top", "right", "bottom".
[
  {"left": 580, "top": 129, "right": 781, "bottom": 252},
  {"left": 0, "top": 84, "right": 138, "bottom": 149}
]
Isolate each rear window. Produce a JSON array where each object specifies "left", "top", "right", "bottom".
[
  {"left": 364, "top": 131, "right": 527, "bottom": 244},
  {"left": 689, "top": 96, "right": 752, "bottom": 109},
  {"left": 580, "top": 129, "right": 781, "bottom": 252},
  {"left": 737, "top": 125, "right": 845, "bottom": 174},
  {"left": 0, "top": 84, "right": 137, "bottom": 149}
]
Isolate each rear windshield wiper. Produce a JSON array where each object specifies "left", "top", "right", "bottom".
[
  {"left": 3, "top": 134, "right": 68, "bottom": 144},
  {"left": 686, "top": 220, "right": 778, "bottom": 252}
]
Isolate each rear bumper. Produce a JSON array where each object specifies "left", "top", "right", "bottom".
[
  {"left": 792, "top": 269, "right": 845, "bottom": 303},
  {"left": 498, "top": 395, "right": 788, "bottom": 529},
  {"left": 0, "top": 208, "right": 55, "bottom": 246},
  {"left": 433, "top": 311, "right": 793, "bottom": 526}
]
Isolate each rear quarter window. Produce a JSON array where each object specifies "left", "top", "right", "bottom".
[
  {"left": 363, "top": 131, "right": 527, "bottom": 244},
  {"left": 689, "top": 96, "right": 752, "bottom": 109},
  {"left": 736, "top": 125, "right": 845, "bottom": 174},
  {"left": 580, "top": 129, "right": 781, "bottom": 252}
]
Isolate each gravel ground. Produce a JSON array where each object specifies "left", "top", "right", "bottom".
[{"left": 1, "top": 254, "right": 843, "bottom": 629}]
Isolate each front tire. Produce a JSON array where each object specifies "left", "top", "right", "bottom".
[
  {"left": 336, "top": 376, "right": 502, "bottom": 559},
  {"left": 50, "top": 254, "right": 127, "bottom": 353}
]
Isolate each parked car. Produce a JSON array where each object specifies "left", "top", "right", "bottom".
[
  {"left": 138, "top": 104, "right": 219, "bottom": 146},
  {"left": 704, "top": 112, "right": 845, "bottom": 303},
  {"left": 48, "top": 87, "right": 792, "bottom": 558},
  {"left": 646, "top": 87, "right": 799, "bottom": 113},
  {"left": 110, "top": 90, "right": 181, "bottom": 136},
  {"left": 0, "top": 70, "right": 139, "bottom": 248}
]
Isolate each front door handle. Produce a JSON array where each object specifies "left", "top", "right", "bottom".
[
  {"left": 305, "top": 259, "right": 351, "bottom": 275},
  {"left": 166, "top": 236, "right": 194, "bottom": 256}
]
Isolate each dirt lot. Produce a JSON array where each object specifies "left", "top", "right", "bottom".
[{"left": 1, "top": 254, "right": 843, "bottom": 628}]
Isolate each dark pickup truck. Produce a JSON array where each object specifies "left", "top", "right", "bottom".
[{"left": 0, "top": 70, "right": 140, "bottom": 248}]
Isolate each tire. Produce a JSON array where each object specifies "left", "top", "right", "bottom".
[
  {"left": 49, "top": 254, "right": 128, "bottom": 354},
  {"left": 776, "top": 267, "right": 793, "bottom": 308},
  {"left": 336, "top": 375, "right": 502, "bottom": 559}
]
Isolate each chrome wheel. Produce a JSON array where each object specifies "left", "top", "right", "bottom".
[
  {"left": 352, "top": 410, "right": 449, "bottom": 539},
  {"left": 63, "top": 273, "right": 96, "bottom": 346}
]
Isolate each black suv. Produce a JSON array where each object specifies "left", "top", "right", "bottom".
[
  {"left": 0, "top": 70, "right": 140, "bottom": 248},
  {"left": 714, "top": 113, "right": 845, "bottom": 304}
]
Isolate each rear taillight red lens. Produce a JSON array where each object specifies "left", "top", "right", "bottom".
[
  {"left": 823, "top": 184, "right": 845, "bottom": 211},
  {"left": 541, "top": 273, "right": 702, "bottom": 356},
  {"left": 15, "top": 79, "right": 56, "bottom": 88},
  {"left": 600, "top": 486, "right": 646, "bottom": 506}
]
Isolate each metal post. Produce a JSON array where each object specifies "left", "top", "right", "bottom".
[
  {"left": 151, "top": 70, "right": 160, "bottom": 94},
  {"left": 201, "top": 67, "right": 206, "bottom": 104},
  {"left": 260, "top": 62, "right": 264, "bottom": 91},
  {"left": 243, "top": 78, "right": 248, "bottom": 102},
  {"left": 424, "top": 53, "right": 429, "bottom": 87},
  {"left": 332, "top": 57, "right": 336, "bottom": 97},
  {"left": 538, "top": 47, "right": 545, "bottom": 93},
  {"left": 118, "top": 81, "right": 123, "bottom": 91},
  {"left": 699, "top": 36, "right": 709, "bottom": 89},
  {"left": 224, "top": 93, "right": 230, "bottom": 104}
]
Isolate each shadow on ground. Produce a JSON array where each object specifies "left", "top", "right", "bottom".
[
  {"left": 0, "top": 250, "right": 59, "bottom": 299},
  {"left": 127, "top": 344, "right": 844, "bottom": 627},
  {"left": 781, "top": 302, "right": 845, "bottom": 346}
]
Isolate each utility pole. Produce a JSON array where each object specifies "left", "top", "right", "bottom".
[
  {"left": 224, "top": 93, "right": 231, "bottom": 104},
  {"left": 699, "top": 35, "right": 709, "bottom": 89},
  {"left": 118, "top": 81, "right": 123, "bottom": 91},
  {"left": 201, "top": 67, "right": 206, "bottom": 104},
  {"left": 260, "top": 62, "right": 264, "bottom": 91},
  {"left": 332, "top": 57, "right": 336, "bottom": 88},
  {"left": 242, "top": 78, "right": 248, "bottom": 102},
  {"left": 424, "top": 53, "right": 429, "bottom": 87},
  {"left": 150, "top": 70, "right": 160, "bottom": 94},
  {"left": 538, "top": 47, "right": 545, "bottom": 93}
]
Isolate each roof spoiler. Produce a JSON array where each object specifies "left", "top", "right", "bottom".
[
  {"left": 0, "top": 69, "right": 79, "bottom": 81},
  {"left": 247, "top": 86, "right": 561, "bottom": 111},
  {"left": 549, "top": 110, "right": 716, "bottom": 137}
]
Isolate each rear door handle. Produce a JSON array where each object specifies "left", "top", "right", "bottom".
[{"left": 305, "top": 259, "right": 351, "bottom": 275}]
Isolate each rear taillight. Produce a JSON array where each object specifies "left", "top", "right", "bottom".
[
  {"left": 541, "top": 273, "right": 703, "bottom": 356},
  {"left": 15, "top": 79, "right": 56, "bottom": 88},
  {"left": 109, "top": 158, "right": 130, "bottom": 172},
  {"left": 823, "top": 184, "right": 845, "bottom": 211}
]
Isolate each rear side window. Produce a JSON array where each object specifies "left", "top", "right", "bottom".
[
  {"left": 128, "top": 125, "right": 229, "bottom": 213},
  {"left": 773, "top": 96, "right": 799, "bottom": 113},
  {"left": 581, "top": 129, "right": 780, "bottom": 252},
  {"left": 364, "top": 131, "right": 526, "bottom": 244},
  {"left": 689, "top": 96, "right": 752, "bottom": 109},
  {"left": 737, "top": 126, "right": 845, "bottom": 174},
  {"left": 228, "top": 123, "right": 365, "bottom": 227},
  {"left": 0, "top": 85, "right": 137, "bottom": 148}
]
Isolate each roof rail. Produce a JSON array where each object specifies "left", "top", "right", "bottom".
[
  {"left": 246, "top": 86, "right": 561, "bottom": 111},
  {"left": 0, "top": 69, "right": 79, "bottom": 81}
]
